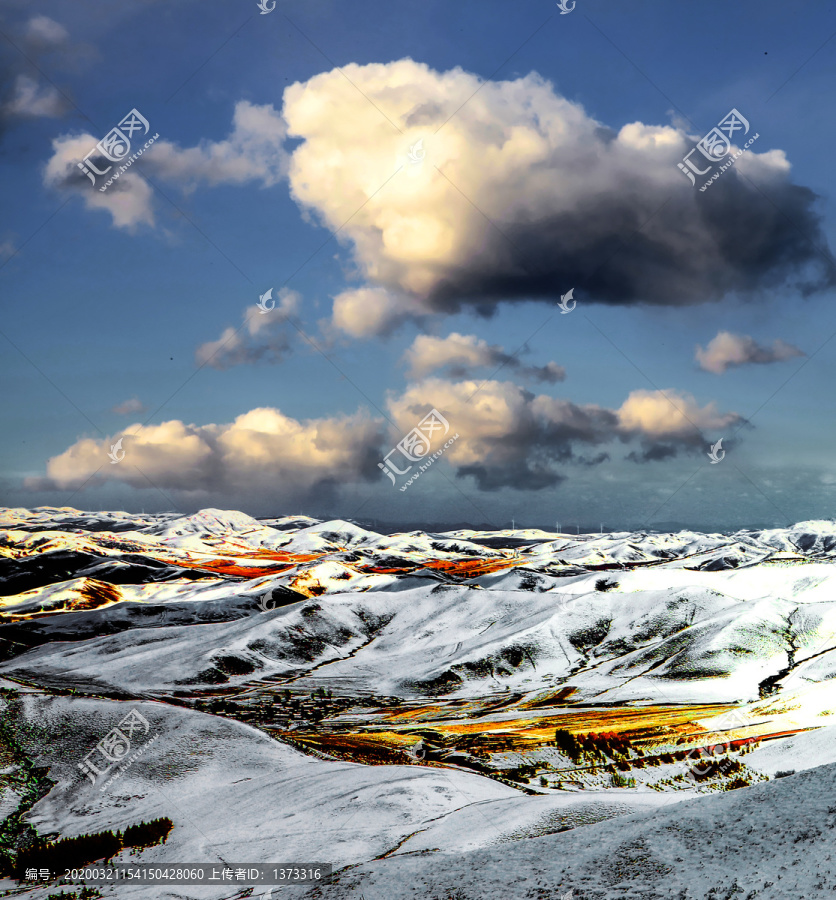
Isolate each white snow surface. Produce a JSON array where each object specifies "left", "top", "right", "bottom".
[
  {"left": 5, "top": 509, "right": 836, "bottom": 899},
  {"left": 301, "top": 759, "right": 836, "bottom": 900},
  {"left": 4, "top": 580, "right": 836, "bottom": 710},
  {"left": 2, "top": 693, "right": 519, "bottom": 899}
]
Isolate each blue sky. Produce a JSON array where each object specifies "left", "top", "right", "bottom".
[{"left": 1, "top": 0, "right": 835, "bottom": 530}]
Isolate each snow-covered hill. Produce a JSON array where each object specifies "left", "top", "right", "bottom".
[
  {"left": 304, "top": 756, "right": 836, "bottom": 899},
  {"left": 3, "top": 507, "right": 836, "bottom": 899},
  {"left": 4, "top": 580, "right": 835, "bottom": 714}
]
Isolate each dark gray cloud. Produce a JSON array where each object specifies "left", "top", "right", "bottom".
[
  {"left": 626, "top": 443, "right": 681, "bottom": 464},
  {"left": 427, "top": 176, "right": 834, "bottom": 313},
  {"left": 456, "top": 462, "right": 565, "bottom": 492}
]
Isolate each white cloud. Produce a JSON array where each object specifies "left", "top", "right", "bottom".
[
  {"left": 4, "top": 74, "right": 64, "bottom": 118},
  {"left": 112, "top": 398, "right": 147, "bottom": 415},
  {"left": 42, "top": 101, "right": 288, "bottom": 230},
  {"left": 43, "top": 131, "right": 156, "bottom": 230},
  {"left": 26, "top": 407, "right": 386, "bottom": 506},
  {"left": 402, "top": 332, "right": 565, "bottom": 382},
  {"left": 29, "top": 380, "right": 745, "bottom": 498},
  {"left": 331, "top": 287, "right": 422, "bottom": 338},
  {"left": 404, "top": 333, "right": 503, "bottom": 379},
  {"left": 196, "top": 289, "right": 301, "bottom": 369},
  {"left": 149, "top": 101, "right": 288, "bottom": 189},
  {"left": 617, "top": 388, "right": 743, "bottom": 438},
  {"left": 696, "top": 331, "right": 805, "bottom": 374},
  {"left": 24, "top": 15, "right": 70, "bottom": 46},
  {"left": 386, "top": 379, "right": 743, "bottom": 489},
  {"left": 2, "top": 17, "right": 85, "bottom": 121}
]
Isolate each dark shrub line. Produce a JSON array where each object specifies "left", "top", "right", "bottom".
[{"left": 12, "top": 817, "right": 173, "bottom": 881}]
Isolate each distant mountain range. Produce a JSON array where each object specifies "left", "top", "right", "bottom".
[{"left": 2, "top": 506, "right": 836, "bottom": 711}]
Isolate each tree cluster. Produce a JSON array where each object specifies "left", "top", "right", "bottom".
[
  {"left": 12, "top": 818, "right": 173, "bottom": 881},
  {"left": 554, "top": 729, "right": 633, "bottom": 764}
]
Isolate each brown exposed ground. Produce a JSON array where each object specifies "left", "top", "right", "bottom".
[{"left": 272, "top": 700, "right": 770, "bottom": 766}]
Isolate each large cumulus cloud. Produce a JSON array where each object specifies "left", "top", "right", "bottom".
[
  {"left": 281, "top": 59, "right": 833, "bottom": 334},
  {"left": 26, "top": 408, "right": 387, "bottom": 507}
]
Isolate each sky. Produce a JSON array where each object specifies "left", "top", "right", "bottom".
[{"left": 1, "top": 0, "right": 836, "bottom": 531}]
